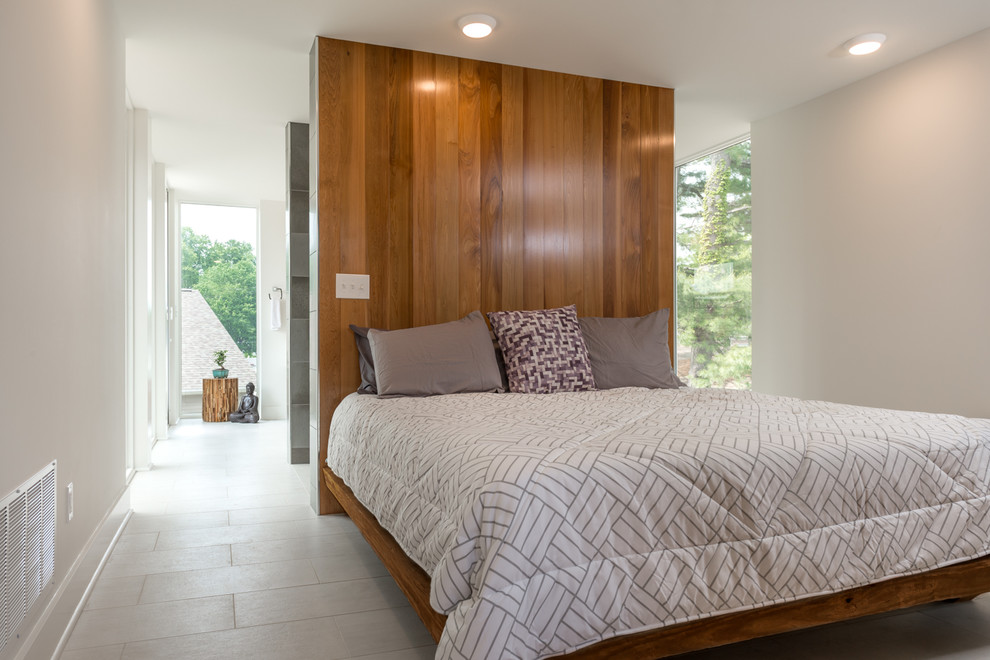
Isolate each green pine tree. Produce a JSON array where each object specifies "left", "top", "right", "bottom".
[{"left": 676, "top": 141, "right": 751, "bottom": 388}]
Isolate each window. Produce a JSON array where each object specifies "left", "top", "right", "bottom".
[
  {"left": 180, "top": 203, "right": 258, "bottom": 396},
  {"left": 675, "top": 140, "right": 751, "bottom": 388}
]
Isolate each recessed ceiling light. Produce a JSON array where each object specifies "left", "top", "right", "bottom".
[
  {"left": 845, "top": 33, "right": 886, "bottom": 56},
  {"left": 458, "top": 14, "right": 496, "bottom": 39}
]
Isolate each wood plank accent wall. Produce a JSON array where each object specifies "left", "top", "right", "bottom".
[{"left": 312, "top": 36, "right": 674, "bottom": 513}]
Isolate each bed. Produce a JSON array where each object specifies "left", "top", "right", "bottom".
[{"left": 324, "top": 385, "right": 990, "bottom": 659}]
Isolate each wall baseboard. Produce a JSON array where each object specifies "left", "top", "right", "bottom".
[{"left": 11, "top": 489, "right": 132, "bottom": 660}]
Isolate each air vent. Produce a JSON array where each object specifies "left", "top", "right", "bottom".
[{"left": 1, "top": 462, "right": 56, "bottom": 655}]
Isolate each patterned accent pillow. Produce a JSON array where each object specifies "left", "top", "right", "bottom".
[{"left": 487, "top": 305, "right": 597, "bottom": 394}]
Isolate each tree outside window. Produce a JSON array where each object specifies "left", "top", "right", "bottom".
[
  {"left": 675, "top": 140, "right": 751, "bottom": 388},
  {"left": 181, "top": 226, "right": 257, "bottom": 357}
]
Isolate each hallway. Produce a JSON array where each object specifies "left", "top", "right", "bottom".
[{"left": 61, "top": 420, "right": 436, "bottom": 659}]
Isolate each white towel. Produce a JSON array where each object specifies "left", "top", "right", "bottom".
[{"left": 270, "top": 297, "right": 282, "bottom": 330}]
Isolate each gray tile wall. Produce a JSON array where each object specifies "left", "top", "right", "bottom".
[{"left": 286, "top": 121, "right": 310, "bottom": 467}]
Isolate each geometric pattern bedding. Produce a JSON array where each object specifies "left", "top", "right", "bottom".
[{"left": 326, "top": 388, "right": 990, "bottom": 660}]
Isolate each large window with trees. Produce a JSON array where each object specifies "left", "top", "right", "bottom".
[
  {"left": 180, "top": 204, "right": 257, "bottom": 396},
  {"left": 675, "top": 140, "right": 752, "bottom": 388}
]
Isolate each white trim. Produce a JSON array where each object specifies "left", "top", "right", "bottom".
[
  {"left": 123, "top": 108, "right": 135, "bottom": 477},
  {"left": 167, "top": 189, "right": 182, "bottom": 426},
  {"left": 152, "top": 163, "right": 169, "bottom": 442},
  {"left": 176, "top": 198, "right": 261, "bottom": 213},
  {"left": 675, "top": 133, "right": 751, "bottom": 167},
  {"left": 10, "top": 490, "right": 131, "bottom": 660},
  {"left": 47, "top": 508, "right": 133, "bottom": 660}
]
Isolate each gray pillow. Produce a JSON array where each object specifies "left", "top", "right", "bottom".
[
  {"left": 348, "top": 325, "right": 378, "bottom": 394},
  {"left": 368, "top": 311, "right": 504, "bottom": 397},
  {"left": 578, "top": 309, "right": 683, "bottom": 389}
]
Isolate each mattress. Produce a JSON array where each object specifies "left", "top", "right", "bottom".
[{"left": 326, "top": 387, "right": 990, "bottom": 660}]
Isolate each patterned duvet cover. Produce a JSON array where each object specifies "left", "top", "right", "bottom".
[{"left": 326, "top": 388, "right": 990, "bottom": 659}]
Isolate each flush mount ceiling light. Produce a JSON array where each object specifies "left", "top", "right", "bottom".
[
  {"left": 844, "top": 33, "right": 886, "bottom": 55},
  {"left": 458, "top": 14, "right": 496, "bottom": 39}
]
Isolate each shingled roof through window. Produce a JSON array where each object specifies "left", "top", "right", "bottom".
[{"left": 182, "top": 288, "right": 257, "bottom": 392}]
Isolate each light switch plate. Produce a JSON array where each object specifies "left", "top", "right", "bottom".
[{"left": 336, "top": 273, "right": 370, "bottom": 299}]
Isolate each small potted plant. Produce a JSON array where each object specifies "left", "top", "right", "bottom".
[{"left": 212, "top": 349, "right": 229, "bottom": 378}]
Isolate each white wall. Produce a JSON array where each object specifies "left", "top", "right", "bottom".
[
  {"left": 127, "top": 108, "right": 155, "bottom": 470},
  {"left": 257, "top": 199, "right": 288, "bottom": 419},
  {"left": 752, "top": 28, "right": 990, "bottom": 418},
  {"left": 167, "top": 189, "right": 182, "bottom": 425},
  {"left": 0, "top": 0, "right": 126, "bottom": 654},
  {"left": 152, "top": 163, "right": 169, "bottom": 442}
]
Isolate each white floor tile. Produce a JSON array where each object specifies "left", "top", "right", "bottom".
[
  {"left": 918, "top": 593, "right": 990, "bottom": 640},
  {"left": 228, "top": 504, "right": 319, "bottom": 525},
  {"left": 292, "top": 463, "right": 310, "bottom": 485},
  {"left": 124, "top": 510, "right": 229, "bottom": 534},
  {"left": 310, "top": 546, "right": 390, "bottom": 583},
  {"left": 164, "top": 490, "right": 310, "bottom": 515},
  {"left": 233, "top": 577, "right": 408, "bottom": 628},
  {"left": 139, "top": 558, "right": 319, "bottom": 603},
  {"left": 151, "top": 485, "right": 231, "bottom": 501},
  {"left": 112, "top": 532, "right": 158, "bottom": 555},
  {"left": 85, "top": 576, "right": 146, "bottom": 611},
  {"left": 334, "top": 606, "right": 436, "bottom": 657},
  {"left": 119, "top": 617, "right": 349, "bottom": 660},
  {"left": 66, "top": 595, "right": 234, "bottom": 649},
  {"left": 101, "top": 544, "right": 231, "bottom": 579},
  {"left": 153, "top": 516, "right": 356, "bottom": 551},
  {"left": 60, "top": 644, "right": 125, "bottom": 660},
  {"left": 230, "top": 531, "right": 366, "bottom": 566},
  {"left": 678, "top": 609, "right": 990, "bottom": 659},
  {"left": 347, "top": 646, "right": 438, "bottom": 660},
  {"left": 226, "top": 481, "right": 309, "bottom": 498}
]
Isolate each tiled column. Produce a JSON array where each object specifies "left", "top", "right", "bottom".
[{"left": 285, "top": 121, "right": 309, "bottom": 465}]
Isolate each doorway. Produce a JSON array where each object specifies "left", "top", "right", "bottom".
[{"left": 177, "top": 203, "right": 258, "bottom": 418}]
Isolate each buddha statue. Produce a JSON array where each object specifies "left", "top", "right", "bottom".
[{"left": 229, "top": 382, "right": 260, "bottom": 423}]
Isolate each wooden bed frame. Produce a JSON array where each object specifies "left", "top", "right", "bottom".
[{"left": 323, "top": 464, "right": 989, "bottom": 658}]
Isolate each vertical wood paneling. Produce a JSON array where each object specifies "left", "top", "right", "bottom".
[
  {"left": 620, "top": 84, "right": 642, "bottom": 318},
  {"left": 657, "top": 87, "right": 676, "bottom": 359},
  {"left": 501, "top": 66, "right": 525, "bottom": 311},
  {"left": 582, "top": 77, "right": 605, "bottom": 317},
  {"left": 480, "top": 61, "right": 503, "bottom": 315},
  {"left": 365, "top": 45, "right": 390, "bottom": 331},
  {"left": 412, "top": 51, "right": 437, "bottom": 327},
  {"left": 543, "top": 72, "right": 566, "bottom": 309},
  {"left": 315, "top": 37, "right": 674, "bottom": 514},
  {"left": 562, "top": 74, "right": 584, "bottom": 312},
  {"left": 339, "top": 43, "right": 367, "bottom": 396},
  {"left": 457, "top": 59, "right": 482, "bottom": 318},
  {"left": 640, "top": 86, "right": 660, "bottom": 320},
  {"left": 316, "top": 39, "right": 343, "bottom": 513},
  {"left": 387, "top": 48, "right": 413, "bottom": 330},
  {"left": 319, "top": 39, "right": 344, "bottom": 414},
  {"left": 522, "top": 69, "right": 545, "bottom": 310},
  {"left": 601, "top": 80, "right": 622, "bottom": 317},
  {"left": 435, "top": 55, "right": 460, "bottom": 323}
]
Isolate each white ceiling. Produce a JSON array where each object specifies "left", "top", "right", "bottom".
[{"left": 114, "top": 0, "right": 990, "bottom": 207}]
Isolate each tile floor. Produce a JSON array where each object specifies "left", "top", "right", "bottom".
[
  {"left": 62, "top": 419, "right": 436, "bottom": 660},
  {"left": 61, "top": 419, "right": 990, "bottom": 659}
]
